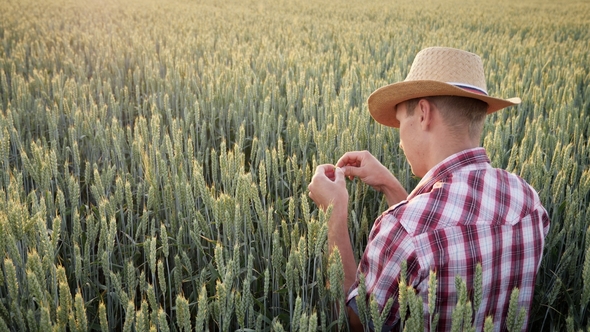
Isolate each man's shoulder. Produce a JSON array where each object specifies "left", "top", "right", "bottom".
[
  {"left": 483, "top": 166, "right": 542, "bottom": 200},
  {"left": 393, "top": 165, "right": 545, "bottom": 235}
]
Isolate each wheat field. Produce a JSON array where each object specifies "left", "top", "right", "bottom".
[{"left": 0, "top": 0, "right": 589, "bottom": 330}]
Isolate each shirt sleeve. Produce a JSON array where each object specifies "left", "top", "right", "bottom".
[{"left": 346, "top": 211, "right": 422, "bottom": 327}]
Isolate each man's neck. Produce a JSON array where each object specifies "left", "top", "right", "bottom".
[{"left": 425, "top": 132, "right": 481, "bottom": 175}]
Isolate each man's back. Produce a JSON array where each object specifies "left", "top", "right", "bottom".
[{"left": 354, "top": 148, "right": 549, "bottom": 330}]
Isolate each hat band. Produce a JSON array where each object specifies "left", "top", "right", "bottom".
[{"left": 448, "top": 82, "right": 488, "bottom": 96}]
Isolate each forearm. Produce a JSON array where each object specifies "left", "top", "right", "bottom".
[
  {"left": 380, "top": 177, "right": 408, "bottom": 207},
  {"left": 327, "top": 202, "right": 358, "bottom": 293}
]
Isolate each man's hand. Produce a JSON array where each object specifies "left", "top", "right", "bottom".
[
  {"left": 308, "top": 164, "right": 348, "bottom": 211},
  {"left": 336, "top": 151, "right": 408, "bottom": 206}
]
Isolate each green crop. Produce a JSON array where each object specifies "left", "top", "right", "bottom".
[{"left": 0, "top": 0, "right": 588, "bottom": 330}]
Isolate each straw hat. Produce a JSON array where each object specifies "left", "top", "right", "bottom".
[{"left": 368, "top": 47, "right": 521, "bottom": 128}]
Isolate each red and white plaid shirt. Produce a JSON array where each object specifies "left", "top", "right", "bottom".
[{"left": 347, "top": 148, "right": 550, "bottom": 331}]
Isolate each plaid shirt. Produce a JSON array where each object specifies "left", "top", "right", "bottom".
[{"left": 347, "top": 148, "right": 550, "bottom": 331}]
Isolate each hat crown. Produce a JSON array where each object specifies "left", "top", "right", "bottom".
[{"left": 405, "top": 47, "right": 488, "bottom": 93}]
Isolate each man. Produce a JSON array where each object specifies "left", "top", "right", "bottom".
[{"left": 308, "top": 47, "right": 550, "bottom": 331}]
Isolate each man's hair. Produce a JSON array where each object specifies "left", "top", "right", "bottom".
[{"left": 404, "top": 96, "right": 488, "bottom": 139}]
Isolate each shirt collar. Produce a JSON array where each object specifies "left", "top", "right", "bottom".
[{"left": 408, "top": 147, "right": 491, "bottom": 199}]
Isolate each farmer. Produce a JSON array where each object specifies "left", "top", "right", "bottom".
[{"left": 308, "top": 47, "right": 550, "bottom": 331}]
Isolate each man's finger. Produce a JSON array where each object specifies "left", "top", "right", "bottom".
[
  {"left": 336, "top": 151, "right": 367, "bottom": 168},
  {"left": 335, "top": 153, "right": 355, "bottom": 167},
  {"left": 334, "top": 167, "right": 346, "bottom": 182},
  {"left": 341, "top": 166, "right": 357, "bottom": 180},
  {"left": 314, "top": 165, "right": 326, "bottom": 175}
]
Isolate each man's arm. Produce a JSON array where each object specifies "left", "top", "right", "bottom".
[
  {"left": 308, "top": 165, "right": 361, "bottom": 328},
  {"left": 309, "top": 161, "right": 408, "bottom": 331},
  {"left": 325, "top": 197, "right": 357, "bottom": 293},
  {"left": 308, "top": 165, "right": 357, "bottom": 291},
  {"left": 347, "top": 306, "right": 364, "bottom": 332},
  {"left": 336, "top": 151, "right": 408, "bottom": 207}
]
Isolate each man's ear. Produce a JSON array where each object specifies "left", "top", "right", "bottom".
[{"left": 417, "top": 98, "right": 433, "bottom": 130}]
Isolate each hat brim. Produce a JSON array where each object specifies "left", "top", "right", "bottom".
[{"left": 368, "top": 80, "right": 521, "bottom": 128}]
